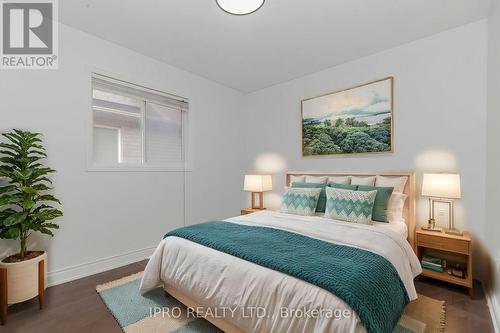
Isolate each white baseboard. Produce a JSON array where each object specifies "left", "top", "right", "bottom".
[
  {"left": 47, "top": 246, "right": 156, "bottom": 287},
  {"left": 486, "top": 287, "right": 500, "bottom": 333}
]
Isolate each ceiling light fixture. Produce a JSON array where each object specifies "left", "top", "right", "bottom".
[{"left": 216, "top": 0, "right": 265, "bottom": 16}]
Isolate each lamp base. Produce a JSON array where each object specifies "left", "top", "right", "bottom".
[
  {"left": 445, "top": 228, "right": 463, "bottom": 236},
  {"left": 422, "top": 226, "right": 443, "bottom": 232},
  {"left": 251, "top": 192, "right": 264, "bottom": 210}
]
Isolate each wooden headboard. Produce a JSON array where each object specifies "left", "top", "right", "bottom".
[{"left": 285, "top": 171, "right": 416, "bottom": 249}]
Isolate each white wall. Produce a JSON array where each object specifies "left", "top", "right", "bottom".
[
  {"left": 0, "top": 23, "right": 246, "bottom": 285},
  {"left": 244, "top": 21, "right": 488, "bottom": 278},
  {"left": 486, "top": 0, "right": 500, "bottom": 330}
]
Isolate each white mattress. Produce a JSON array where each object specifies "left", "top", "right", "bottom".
[{"left": 141, "top": 211, "right": 421, "bottom": 333}]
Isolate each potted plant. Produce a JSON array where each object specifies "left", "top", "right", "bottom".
[{"left": 0, "top": 130, "right": 62, "bottom": 322}]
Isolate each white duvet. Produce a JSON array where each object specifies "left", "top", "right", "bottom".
[{"left": 140, "top": 211, "right": 422, "bottom": 333}]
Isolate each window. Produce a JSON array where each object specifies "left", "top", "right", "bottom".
[{"left": 91, "top": 74, "right": 188, "bottom": 170}]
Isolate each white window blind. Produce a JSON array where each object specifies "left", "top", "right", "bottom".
[
  {"left": 145, "top": 102, "right": 183, "bottom": 163},
  {"left": 91, "top": 74, "right": 188, "bottom": 170}
]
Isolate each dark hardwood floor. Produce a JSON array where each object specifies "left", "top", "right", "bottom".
[
  {"left": 0, "top": 261, "right": 494, "bottom": 333},
  {"left": 415, "top": 277, "right": 495, "bottom": 333},
  {"left": 0, "top": 260, "right": 148, "bottom": 333}
]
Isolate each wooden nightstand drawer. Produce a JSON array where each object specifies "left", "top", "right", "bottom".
[{"left": 417, "top": 233, "right": 469, "bottom": 254}]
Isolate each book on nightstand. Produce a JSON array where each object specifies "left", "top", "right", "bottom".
[{"left": 421, "top": 255, "right": 446, "bottom": 273}]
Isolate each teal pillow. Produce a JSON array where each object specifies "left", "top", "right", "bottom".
[
  {"left": 292, "top": 182, "right": 326, "bottom": 212},
  {"left": 328, "top": 182, "right": 358, "bottom": 190},
  {"left": 357, "top": 185, "right": 394, "bottom": 222},
  {"left": 324, "top": 187, "right": 377, "bottom": 224},
  {"left": 281, "top": 187, "right": 321, "bottom": 216}
]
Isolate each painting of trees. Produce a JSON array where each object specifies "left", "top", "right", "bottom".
[{"left": 301, "top": 78, "right": 393, "bottom": 156}]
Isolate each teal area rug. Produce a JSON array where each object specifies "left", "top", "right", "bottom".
[
  {"left": 96, "top": 272, "right": 222, "bottom": 333},
  {"left": 97, "top": 272, "right": 443, "bottom": 333}
]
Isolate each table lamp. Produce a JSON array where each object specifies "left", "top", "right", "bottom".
[
  {"left": 244, "top": 175, "right": 272, "bottom": 209},
  {"left": 422, "top": 173, "right": 462, "bottom": 235}
]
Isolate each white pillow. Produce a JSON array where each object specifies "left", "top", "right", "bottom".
[
  {"left": 375, "top": 176, "right": 408, "bottom": 193},
  {"left": 327, "top": 176, "right": 351, "bottom": 185},
  {"left": 290, "top": 175, "right": 305, "bottom": 184},
  {"left": 305, "top": 175, "right": 328, "bottom": 184},
  {"left": 387, "top": 192, "right": 408, "bottom": 223},
  {"left": 351, "top": 176, "right": 376, "bottom": 186}
]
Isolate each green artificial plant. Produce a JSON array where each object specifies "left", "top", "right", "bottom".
[{"left": 0, "top": 129, "right": 63, "bottom": 261}]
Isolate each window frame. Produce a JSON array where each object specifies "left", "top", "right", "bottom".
[{"left": 87, "top": 73, "right": 189, "bottom": 172}]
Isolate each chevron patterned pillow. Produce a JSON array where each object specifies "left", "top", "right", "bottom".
[
  {"left": 324, "top": 187, "right": 377, "bottom": 224},
  {"left": 280, "top": 187, "right": 321, "bottom": 216}
]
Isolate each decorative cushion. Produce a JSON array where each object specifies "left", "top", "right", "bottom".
[
  {"left": 351, "top": 176, "right": 376, "bottom": 186},
  {"left": 327, "top": 176, "right": 351, "bottom": 185},
  {"left": 375, "top": 176, "right": 408, "bottom": 193},
  {"left": 357, "top": 185, "right": 394, "bottom": 222},
  {"left": 305, "top": 175, "right": 328, "bottom": 184},
  {"left": 290, "top": 175, "right": 305, "bottom": 183},
  {"left": 292, "top": 182, "right": 326, "bottom": 212},
  {"left": 281, "top": 187, "right": 321, "bottom": 216},
  {"left": 329, "top": 182, "right": 358, "bottom": 190},
  {"left": 387, "top": 192, "right": 408, "bottom": 223},
  {"left": 324, "top": 187, "right": 377, "bottom": 224}
]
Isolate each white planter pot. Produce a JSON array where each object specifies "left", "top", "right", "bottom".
[{"left": 0, "top": 252, "right": 46, "bottom": 304}]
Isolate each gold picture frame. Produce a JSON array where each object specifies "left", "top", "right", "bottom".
[{"left": 301, "top": 77, "right": 394, "bottom": 157}]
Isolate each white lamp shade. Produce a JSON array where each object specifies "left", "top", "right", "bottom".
[
  {"left": 422, "top": 173, "right": 461, "bottom": 199},
  {"left": 244, "top": 175, "right": 272, "bottom": 192}
]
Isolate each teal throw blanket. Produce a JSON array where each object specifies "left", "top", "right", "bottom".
[{"left": 165, "top": 221, "right": 409, "bottom": 333}]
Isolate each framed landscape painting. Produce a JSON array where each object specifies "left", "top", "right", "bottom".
[{"left": 301, "top": 77, "right": 393, "bottom": 156}]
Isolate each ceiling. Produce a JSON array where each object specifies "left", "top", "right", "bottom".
[{"left": 60, "top": 0, "right": 490, "bottom": 92}]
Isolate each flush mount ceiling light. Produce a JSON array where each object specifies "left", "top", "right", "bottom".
[{"left": 216, "top": 0, "right": 265, "bottom": 15}]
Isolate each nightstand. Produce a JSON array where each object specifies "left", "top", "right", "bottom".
[
  {"left": 416, "top": 226, "right": 473, "bottom": 296},
  {"left": 240, "top": 208, "right": 266, "bottom": 215}
]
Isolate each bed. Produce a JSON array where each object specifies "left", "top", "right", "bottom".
[{"left": 140, "top": 172, "right": 421, "bottom": 333}]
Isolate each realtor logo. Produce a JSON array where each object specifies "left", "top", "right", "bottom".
[{"left": 1, "top": 0, "right": 58, "bottom": 69}]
